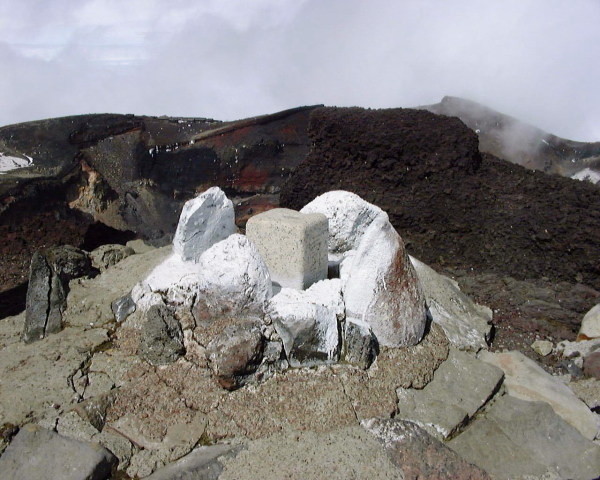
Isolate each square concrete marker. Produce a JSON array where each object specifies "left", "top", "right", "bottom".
[{"left": 246, "top": 208, "right": 328, "bottom": 290}]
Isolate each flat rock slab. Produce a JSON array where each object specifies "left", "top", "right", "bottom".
[
  {"left": 363, "top": 418, "right": 492, "bottom": 480},
  {"left": 479, "top": 350, "right": 600, "bottom": 440},
  {"left": 146, "top": 444, "right": 244, "bottom": 480},
  {"left": 410, "top": 256, "right": 492, "bottom": 351},
  {"left": 448, "top": 395, "right": 600, "bottom": 480},
  {"left": 218, "top": 427, "right": 402, "bottom": 480},
  {"left": 0, "top": 424, "right": 116, "bottom": 480},
  {"left": 246, "top": 208, "right": 328, "bottom": 290},
  {"left": 0, "top": 326, "right": 109, "bottom": 425},
  {"left": 396, "top": 348, "right": 504, "bottom": 439}
]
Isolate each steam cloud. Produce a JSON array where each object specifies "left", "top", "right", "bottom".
[{"left": 0, "top": 0, "right": 598, "bottom": 141}]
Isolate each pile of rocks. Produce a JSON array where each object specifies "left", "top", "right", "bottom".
[{"left": 1, "top": 186, "right": 599, "bottom": 480}]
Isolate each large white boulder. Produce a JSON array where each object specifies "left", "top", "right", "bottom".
[
  {"left": 409, "top": 256, "right": 492, "bottom": 351},
  {"left": 173, "top": 187, "right": 237, "bottom": 262},
  {"left": 342, "top": 215, "right": 427, "bottom": 347},
  {"left": 300, "top": 190, "right": 387, "bottom": 257},
  {"left": 579, "top": 304, "right": 600, "bottom": 340},
  {"left": 267, "top": 279, "right": 343, "bottom": 367},
  {"left": 196, "top": 234, "right": 273, "bottom": 316}
]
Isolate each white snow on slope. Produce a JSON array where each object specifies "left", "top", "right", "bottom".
[{"left": 0, "top": 152, "right": 33, "bottom": 173}]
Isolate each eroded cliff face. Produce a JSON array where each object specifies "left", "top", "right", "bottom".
[{"left": 0, "top": 107, "right": 319, "bottom": 313}]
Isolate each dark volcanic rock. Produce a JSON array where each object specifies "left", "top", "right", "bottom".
[
  {"left": 23, "top": 246, "right": 93, "bottom": 343},
  {"left": 281, "top": 106, "right": 600, "bottom": 291},
  {"left": 140, "top": 303, "right": 185, "bottom": 365}
]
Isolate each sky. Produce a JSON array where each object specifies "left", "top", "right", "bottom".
[{"left": 0, "top": 0, "right": 599, "bottom": 141}]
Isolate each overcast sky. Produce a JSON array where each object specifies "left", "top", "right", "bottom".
[{"left": 0, "top": 0, "right": 599, "bottom": 141}]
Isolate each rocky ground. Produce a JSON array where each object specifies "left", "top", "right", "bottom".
[{"left": 0, "top": 103, "right": 599, "bottom": 478}]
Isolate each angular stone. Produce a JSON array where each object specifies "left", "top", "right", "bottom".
[
  {"left": 479, "top": 350, "right": 600, "bottom": 440},
  {"left": 140, "top": 303, "right": 185, "bottom": 365},
  {"left": 206, "top": 318, "right": 265, "bottom": 390},
  {"left": 343, "top": 215, "right": 427, "bottom": 347},
  {"left": 363, "top": 418, "right": 492, "bottom": 480},
  {"left": 410, "top": 256, "right": 492, "bottom": 351},
  {"left": 267, "top": 279, "right": 342, "bottom": 367},
  {"left": 246, "top": 207, "right": 328, "bottom": 290},
  {"left": 396, "top": 348, "right": 504, "bottom": 439},
  {"left": 173, "top": 186, "right": 237, "bottom": 262},
  {"left": 195, "top": 234, "right": 273, "bottom": 316},
  {"left": 90, "top": 244, "right": 135, "bottom": 272},
  {"left": 300, "top": 190, "right": 387, "bottom": 255},
  {"left": 342, "top": 318, "right": 378, "bottom": 369},
  {"left": 448, "top": 395, "right": 600, "bottom": 480},
  {"left": 111, "top": 293, "right": 136, "bottom": 322},
  {"left": 579, "top": 303, "right": 600, "bottom": 340},
  {"left": 145, "top": 444, "right": 243, "bottom": 480},
  {"left": 569, "top": 378, "right": 600, "bottom": 409},
  {"left": 531, "top": 339, "right": 553, "bottom": 356},
  {"left": 0, "top": 424, "right": 117, "bottom": 480}
]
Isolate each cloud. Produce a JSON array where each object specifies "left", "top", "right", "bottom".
[{"left": 0, "top": 0, "right": 598, "bottom": 141}]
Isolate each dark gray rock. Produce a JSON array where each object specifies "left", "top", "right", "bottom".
[
  {"left": 23, "top": 252, "right": 54, "bottom": 343},
  {"left": 0, "top": 423, "right": 117, "bottom": 480},
  {"left": 111, "top": 294, "right": 136, "bottom": 323},
  {"left": 23, "top": 246, "right": 93, "bottom": 343},
  {"left": 448, "top": 395, "right": 600, "bottom": 480},
  {"left": 145, "top": 444, "right": 244, "bottom": 480},
  {"left": 363, "top": 418, "right": 492, "bottom": 480},
  {"left": 206, "top": 319, "right": 265, "bottom": 390},
  {"left": 343, "top": 319, "right": 378, "bottom": 369},
  {"left": 140, "top": 304, "right": 185, "bottom": 365}
]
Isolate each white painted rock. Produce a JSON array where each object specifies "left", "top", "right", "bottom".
[
  {"left": 343, "top": 215, "right": 427, "bottom": 347},
  {"left": 196, "top": 234, "right": 273, "bottom": 315},
  {"left": 267, "top": 279, "right": 343, "bottom": 367},
  {"left": 300, "top": 190, "right": 387, "bottom": 256},
  {"left": 410, "top": 256, "right": 492, "bottom": 351},
  {"left": 173, "top": 187, "right": 237, "bottom": 262},
  {"left": 579, "top": 304, "right": 600, "bottom": 340},
  {"left": 479, "top": 350, "right": 600, "bottom": 440}
]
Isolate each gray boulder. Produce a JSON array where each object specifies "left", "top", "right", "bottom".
[
  {"left": 140, "top": 303, "right": 185, "bottom": 365},
  {"left": 23, "top": 245, "right": 93, "bottom": 343},
  {"left": 0, "top": 423, "right": 117, "bottom": 480}
]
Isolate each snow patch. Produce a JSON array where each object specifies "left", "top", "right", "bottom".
[{"left": 0, "top": 152, "right": 34, "bottom": 173}]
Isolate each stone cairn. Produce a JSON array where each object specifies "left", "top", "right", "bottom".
[{"left": 128, "top": 186, "right": 428, "bottom": 388}]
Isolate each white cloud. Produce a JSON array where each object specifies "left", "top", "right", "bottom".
[{"left": 0, "top": 0, "right": 598, "bottom": 141}]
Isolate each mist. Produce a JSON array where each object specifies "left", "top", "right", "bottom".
[{"left": 0, "top": 0, "right": 599, "bottom": 141}]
